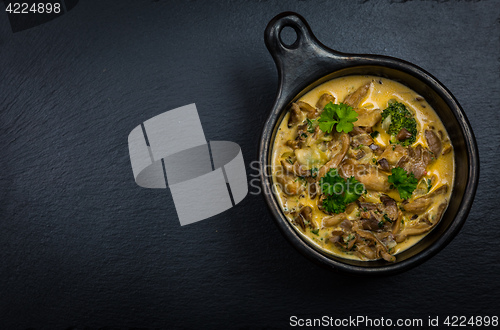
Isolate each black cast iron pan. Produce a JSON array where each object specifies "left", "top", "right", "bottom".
[{"left": 259, "top": 12, "right": 479, "bottom": 275}]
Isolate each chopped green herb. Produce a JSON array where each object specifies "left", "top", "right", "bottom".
[
  {"left": 318, "top": 102, "right": 358, "bottom": 134},
  {"left": 311, "top": 229, "right": 319, "bottom": 235},
  {"left": 388, "top": 167, "right": 418, "bottom": 200},
  {"left": 344, "top": 233, "right": 355, "bottom": 243},
  {"left": 370, "top": 130, "right": 380, "bottom": 139},
  {"left": 301, "top": 133, "right": 308, "bottom": 138},
  {"left": 426, "top": 178, "right": 432, "bottom": 193},
  {"left": 306, "top": 118, "right": 315, "bottom": 133},
  {"left": 287, "top": 158, "right": 293, "bottom": 164}
]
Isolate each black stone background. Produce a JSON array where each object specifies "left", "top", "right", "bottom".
[{"left": 0, "top": 1, "right": 499, "bottom": 329}]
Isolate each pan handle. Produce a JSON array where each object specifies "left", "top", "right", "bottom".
[{"left": 264, "top": 12, "right": 349, "bottom": 99}]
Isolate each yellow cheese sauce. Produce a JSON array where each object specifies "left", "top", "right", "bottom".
[{"left": 271, "top": 75, "right": 454, "bottom": 261}]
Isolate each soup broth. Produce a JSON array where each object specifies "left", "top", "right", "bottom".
[{"left": 271, "top": 75, "right": 454, "bottom": 262}]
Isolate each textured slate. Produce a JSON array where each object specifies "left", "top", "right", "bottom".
[{"left": 0, "top": 0, "right": 499, "bottom": 329}]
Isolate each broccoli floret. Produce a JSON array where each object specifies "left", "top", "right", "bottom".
[
  {"left": 322, "top": 194, "right": 348, "bottom": 214},
  {"left": 320, "top": 169, "right": 363, "bottom": 214},
  {"left": 381, "top": 101, "right": 417, "bottom": 146}
]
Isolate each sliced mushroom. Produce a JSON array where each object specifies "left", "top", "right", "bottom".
[
  {"left": 340, "top": 159, "right": 390, "bottom": 192},
  {"left": 442, "top": 144, "right": 452, "bottom": 155},
  {"left": 380, "top": 250, "right": 396, "bottom": 262},
  {"left": 425, "top": 129, "right": 442, "bottom": 157},
  {"left": 397, "top": 144, "right": 432, "bottom": 179},
  {"left": 280, "top": 159, "right": 295, "bottom": 175},
  {"left": 294, "top": 206, "right": 313, "bottom": 231},
  {"left": 395, "top": 225, "right": 432, "bottom": 243},
  {"left": 294, "top": 211, "right": 305, "bottom": 231},
  {"left": 379, "top": 144, "right": 407, "bottom": 165},
  {"left": 369, "top": 143, "right": 382, "bottom": 155},
  {"left": 346, "top": 234, "right": 358, "bottom": 250},
  {"left": 395, "top": 201, "right": 447, "bottom": 242},
  {"left": 340, "top": 219, "right": 353, "bottom": 231},
  {"left": 288, "top": 103, "right": 304, "bottom": 128},
  {"left": 380, "top": 194, "right": 398, "bottom": 221},
  {"left": 402, "top": 197, "right": 433, "bottom": 214},
  {"left": 316, "top": 93, "right": 335, "bottom": 110},
  {"left": 378, "top": 158, "right": 390, "bottom": 171},
  {"left": 329, "top": 230, "right": 346, "bottom": 246},
  {"left": 354, "top": 150, "right": 366, "bottom": 160},
  {"left": 402, "top": 184, "right": 448, "bottom": 214},
  {"left": 358, "top": 201, "right": 380, "bottom": 211},
  {"left": 318, "top": 133, "right": 350, "bottom": 178},
  {"left": 361, "top": 216, "right": 382, "bottom": 231},
  {"left": 295, "top": 122, "right": 309, "bottom": 140},
  {"left": 434, "top": 200, "right": 448, "bottom": 220},
  {"left": 286, "top": 122, "right": 308, "bottom": 149},
  {"left": 343, "top": 82, "right": 371, "bottom": 108},
  {"left": 397, "top": 128, "right": 413, "bottom": 141},
  {"left": 354, "top": 108, "right": 382, "bottom": 128},
  {"left": 392, "top": 210, "right": 403, "bottom": 234},
  {"left": 301, "top": 206, "right": 313, "bottom": 226},
  {"left": 431, "top": 184, "right": 449, "bottom": 196},
  {"left": 275, "top": 171, "right": 304, "bottom": 196},
  {"left": 296, "top": 101, "right": 320, "bottom": 119},
  {"left": 356, "top": 244, "right": 377, "bottom": 259},
  {"left": 306, "top": 177, "right": 318, "bottom": 199},
  {"left": 322, "top": 213, "right": 347, "bottom": 228},
  {"left": 286, "top": 139, "right": 302, "bottom": 149},
  {"left": 350, "top": 133, "right": 374, "bottom": 149},
  {"left": 355, "top": 226, "right": 395, "bottom": 262},
  {"left": 293, "top": 161, "right": 310, "bottom": 177},
  {"left": 349, "top": 126, "right": 368, "bottom": 136},
  {"left": 359, "top": 168, "right": 390, "bottom": 191}
]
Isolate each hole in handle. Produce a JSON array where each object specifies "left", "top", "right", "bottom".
[{"left": 279, "top": 25, "right": 299, "bottom": 49}]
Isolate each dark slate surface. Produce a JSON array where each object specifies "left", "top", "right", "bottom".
[{"left": 0, "top": 1, "right": 499, "bottom": 329}]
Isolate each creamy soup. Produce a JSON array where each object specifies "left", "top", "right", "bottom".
[{"left": 271, "top": 75, "right": 454, "bottom": 262}]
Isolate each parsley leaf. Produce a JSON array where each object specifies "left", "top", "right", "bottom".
[
  {"left": 320, "top": 169, "right": 363, "bottom": 214},
  {"left": 318, "top": 102, "right": 358, "bottom": 134},
  {"left": 388, "top": 167, "right": 418, "bottom": 200}
]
